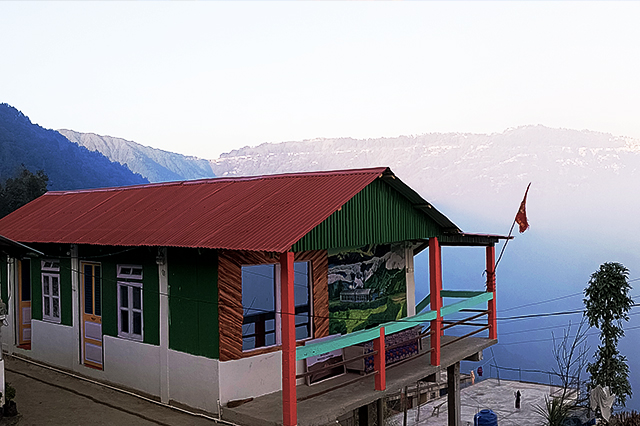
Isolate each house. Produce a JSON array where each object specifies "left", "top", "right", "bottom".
[
  {"left": 0, "top": 167, "right": 508, "bottom": 426},
  {"left": 340, "top": 288, "right": 372, "bottom": 303},
  {"left": 0, "top": 235, "right": 43, "bottom": 406}
]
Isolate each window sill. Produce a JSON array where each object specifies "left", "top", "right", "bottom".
[
  {"left": 241, "top": 340, "right": 307, "bottom": 358},
  {"left": 117, "top": 335, "right": 143, "bottom": 343}
]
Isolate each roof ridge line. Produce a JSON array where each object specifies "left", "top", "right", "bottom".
[{"left": 44, "top": 167, "right": 390, "bottom": 195}]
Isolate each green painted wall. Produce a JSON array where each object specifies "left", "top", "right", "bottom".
[
  {"left": 30, "top": 258, "right": 42, "bottom": 321},
  {"left": 60, "top": 256, "right": 72, "bottom": 326},
  {"left": 79, "top": 245, "right": 160, "bottom": 346},
  {"left": 29, "top": 244, "right": 72, "bottom": 326},
  {"left": 293, "top": 179, "right": 442, "bottom": 252},
  {"left": 168, "top": 247, "right": 219, "bottom": 359}
]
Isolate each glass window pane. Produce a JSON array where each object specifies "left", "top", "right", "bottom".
[
  {"left": 294, "top": 262, "right": 309, "bottom": 307},
  {"left": 52, "top": 276, "right": 59, "bottom": 297},
  {"left": 44, "top": 297, "right": 50, "bottom": 316},
  {"left": 132, "top": 268, "right": 143, "bottom": 277},
  {"left": 120, "top": 286, "right": 128, "bottom": 308},
  {"left": 132, "top": 287, "right": 142, "bottom": 310},
  {"left": 296, "top": 324, "right": 309, "bottom": 340},
  {"left": 243, "top": 337, "right": 255, "bottom": 351},
  {"left": 53, "top": 298, "right": 59, "bottom": 319},
  {"left": 133, "top": 312, "right": 142, "bottom": 335},
  {"left": 293, "top": 261, "right": 311, "bottom": 341},
  {"left": 241, "top": 264, "right": 277, "bottom": 350},
  {"left": 265, "top": 332, "right": 276, "bottom": 346},
  {"left": 242, "top": 323, "right": 254, "bottom": 337},
  {"left": 242, "top": 265, "right": 276, "bottom": 315},
  {"left": 43, "top": 276, "right": 50, "bottom": 295},
  {"left": 120, "top": 310, "right": 129, "bottom": 333},
  {"left": 265, "top": 319, "right": 275, "bottom": 333}
]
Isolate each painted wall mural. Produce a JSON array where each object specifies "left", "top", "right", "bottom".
[{"left": 327, "top": 243, "right": 407, "bottom": 335}]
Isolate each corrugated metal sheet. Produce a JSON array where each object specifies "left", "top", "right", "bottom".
[
  {"left": 439, "top": 233, "right": 512, "bottom": 247},
  {"left": 0, "top": 167, "right": 466, "bottom": 253},
  {"left": 379, "top": 170, "right": 460, "bottom": 233},
  {"left": 292, "top": 178, "right": 445, "bottom": 251},
  {"left": 0, "top": 168, "right": 389, "bottom": 253}
]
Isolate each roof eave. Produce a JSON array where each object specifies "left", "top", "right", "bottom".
[
  {"left": 0, "top": 235, "right": 44, "bottom": 257},
  {"left": 379, "top": 170, "right": 461, "bottom": 233}
]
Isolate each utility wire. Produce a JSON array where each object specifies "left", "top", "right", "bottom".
[
  {"left": 499, "top": 309, "right": 640, "bottom": 337},
  {"left": 500, "top": 292, "right": 583, "bottom": 313},
  {"left": 498, "top": 324, "right": 640, "bottom": 346},
  {"left": 28, "top": 249, "right": 640, "bottom": 327}
]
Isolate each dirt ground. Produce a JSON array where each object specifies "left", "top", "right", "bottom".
[{"left": 2, "top": 356, "right": 224, "bottom": 426}]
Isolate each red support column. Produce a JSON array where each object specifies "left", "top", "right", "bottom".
[
  {"left": 374, "top": 327, "right": 386, "bottom": 391},
  {"left": 429, "top": 237, "right": 442, "bottom": 366},
  {"left": 280, "top": 252, "right": 297, "bottom": 426},
  {"left": 486, "top": 245, "right": 497, "bottom": 340}
]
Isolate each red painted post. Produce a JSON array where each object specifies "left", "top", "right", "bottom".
[
  {"left": 429, "top": 237, "right": 442, "bottom": 366},
  {"left": 374, "top": 327, "right": 386, "bottom": 391},
  {"left": 486, "top": 245, "right": 497, "bottom": 340},
  {"left": 280, "top": 252, "right": 297, "bottom": 426}
]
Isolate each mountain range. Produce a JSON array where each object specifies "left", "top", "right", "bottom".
[
  {"left": 58, "top": 129, "right": 215, "bottom": 183},
  {"left": 209, "top": 126, "right": 640, "bottom": 236}
]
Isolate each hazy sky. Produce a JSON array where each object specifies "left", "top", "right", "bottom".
[{"left": 3, "top": 1, "right": 640, "bottom": 159}]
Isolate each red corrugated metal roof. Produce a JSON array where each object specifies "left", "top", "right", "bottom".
[{"left": 0, "top": 167, "right": 389, "bottom": 253}]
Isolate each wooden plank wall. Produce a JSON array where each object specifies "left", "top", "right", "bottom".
[{"left": 218, "top": 250, "right": 328, "bottom": 361}]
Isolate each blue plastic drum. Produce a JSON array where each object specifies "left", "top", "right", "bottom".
[{"left": 474, "top": 409, "right": 498, "bottom": 426}]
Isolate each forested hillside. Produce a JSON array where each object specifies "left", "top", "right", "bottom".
[{"left": 0, "top": 104, "right": 147, "bottom": 190}]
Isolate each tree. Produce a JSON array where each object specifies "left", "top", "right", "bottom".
[
  {"left": 552, "top": 317, "right": 590, "bottom": 405},
  {"left": 583, "top": 262, "right": 634, "bottom": 407},
  {"left": 0, "top": 165, "right": 49, "bottom": 218},
  {"left": 535, "top": 318, "right": 590, "bottom": 426}
]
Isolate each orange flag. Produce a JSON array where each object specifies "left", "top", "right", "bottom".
[{"left": 515, "top": 183, "right": 531, "bottom": 233}]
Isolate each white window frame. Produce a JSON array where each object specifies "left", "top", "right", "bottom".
[
  {"left": 41, "top": 259, "right": 61, "bottom": 323},
  {"left": 117, "top": 264, "right": 143, "bottom": 280},
  {"left": 41, "top": 259, "right": 60, "bottom": 272},
  {"left": 117, "top": 264, "right": 143, "bottom": 342}
]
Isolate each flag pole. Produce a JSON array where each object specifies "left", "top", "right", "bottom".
[
  {"left": 494, "top": 183, "right": 531, "bottom": 272},
  {"left": 494, "top": 217, "right": 517, "bottom": 272}
]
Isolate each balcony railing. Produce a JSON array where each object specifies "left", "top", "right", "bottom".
[
  {"left": 297, "top": 290, "right": 492, "bottom": 361},
  {"left": 294, "top": 290, "right": 494, "bottom": 396}
]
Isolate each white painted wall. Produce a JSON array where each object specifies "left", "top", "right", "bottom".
[
  {"left": 219, "top": 351, "right": 281, "bottom": 405},
  {"left": 30, "top": 322, "right": 163, "bottom": 399},
  {"left": 157, "top": 248, "right": 170, "bottom": 404},
  {"left": 168, "top": 349, "right": 219, "bottom": 412},
  {"left": 2, "top": 258, "right": 16, "bottom": 355},
  {"left": 31, "top": 320, "right": 76, "bottom": 369},
  {"left": 103, "top": 336, "right": 161, "bottom": 396},
  {"left": 217, "top": 350, "right": 306, "bottom": 405}
]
